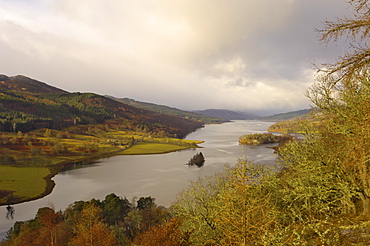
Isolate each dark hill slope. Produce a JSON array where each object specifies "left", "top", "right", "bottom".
[
  {"left": 0, "top": 75, "right": 67, "bottom": 94},
  {"left": 0, "top": 75, "right": 202, "bottom": 138}
]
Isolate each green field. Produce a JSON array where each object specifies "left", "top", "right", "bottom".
[
  {"left": 0, "top": 166, "right": 51, "bottom": 204},
  {"left": 120, "top": 142, "right": 200, "bottom": 155}
]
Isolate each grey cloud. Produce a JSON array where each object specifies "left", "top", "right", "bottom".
[
  {"left": 226, "top": 78, "right": 255, "bottom": 88},
  {"left": 0, "top": 0, "right": 355, "bottom": 114},
  {"left": 181, "top": 0, "right": 351, "bottom": 84}
]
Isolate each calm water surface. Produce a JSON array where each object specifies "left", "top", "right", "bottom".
[{"left": 0, "top": 120, "right": 277, "bottom": 239}]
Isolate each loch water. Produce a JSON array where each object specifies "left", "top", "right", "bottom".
[{"left": 0, "top": 120, "right": 278, "bottom": 239}]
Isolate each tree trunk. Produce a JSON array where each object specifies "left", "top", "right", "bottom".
[{"left": 358, "top": 192, "right": 370, "bottom": 215}]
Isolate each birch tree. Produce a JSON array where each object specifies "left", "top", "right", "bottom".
[{"left": 69, "top": 203, "right": 117, "bottom": 246}]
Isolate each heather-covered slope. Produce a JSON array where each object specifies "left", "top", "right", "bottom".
[{"left": 0, "top": 75, "right": 68, "bottom": 94}]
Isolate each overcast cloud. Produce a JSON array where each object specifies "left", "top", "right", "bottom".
[{"left": 0, "top": 0, "right": 352, "bottom": 115}]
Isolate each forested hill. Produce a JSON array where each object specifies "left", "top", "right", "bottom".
[
  {"left": 109, "top": 97, "right": 228, "bottom": 124},
  {"left": 192, "top": 109, "right": 259, "bottom": 120},
  {"left": 0, "top": 75, "right": 203, "bottom": 138},
  {"left": 260, "top": 109, "right": 311, "bottom": 121}
]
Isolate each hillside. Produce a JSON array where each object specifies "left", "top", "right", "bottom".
[
  {"left": 260, "top": 109, "right": 311, "bottom": 121},
  {"left": 0, "top": 75, "right": 203, "bottom": 138},
  {"left": 0, "top": 75, "right": 67, "bottom": 94},
  {"left": 266, "top": 109, "right": 318, "bottom": 134},
  {"left": 192, "top": 109, "right": 259, "bottom": 120},
  {"left": 0, "top": 75, "right": 206, "bottom": 205},
  {"left": 109, "top": 97, "right": 228, "bottom": 124}
]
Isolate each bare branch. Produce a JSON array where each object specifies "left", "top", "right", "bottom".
[{"left": 318, "top": 0, "right": 370, "bottom": 82}]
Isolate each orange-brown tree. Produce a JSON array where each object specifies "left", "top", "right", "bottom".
[
  {"left": 35, "top": 206, "right": 69, "bottom": 246},
  {"left": 69, "top": 203, "right": 117, "bottom": 246},
  {"left": 133, "top": 218, "right": 191, "bottom": 246}
]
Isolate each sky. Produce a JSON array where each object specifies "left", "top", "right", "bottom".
[{"left": 0, "top": 0, "right": 353, "bottom": 115}]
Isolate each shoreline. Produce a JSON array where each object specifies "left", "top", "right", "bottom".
[{"left": 0, "top": 144, "right": 201, "bottom": 206}]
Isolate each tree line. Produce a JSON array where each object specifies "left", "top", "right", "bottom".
[{"left": 2, "top": 194, "right": 174, "bottom": 245}]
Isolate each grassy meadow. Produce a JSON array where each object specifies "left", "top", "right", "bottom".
[
  {"left": 0, "top": 166, "right": 52, "bottom": 204},
  {"left": 121, "top": 141, "right": 202, "bottom": 155}
]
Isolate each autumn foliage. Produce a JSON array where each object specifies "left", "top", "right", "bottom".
[{"left": 3, "top": 1, "right": 370, "bottom": 245}]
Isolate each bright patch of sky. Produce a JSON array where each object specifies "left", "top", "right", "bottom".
[{"left": 0, "top": 0, "right": 352, "bottom": 115}]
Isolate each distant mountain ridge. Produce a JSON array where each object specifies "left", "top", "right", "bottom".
[
  {"left": 192, "top": 109, "right": 260, "bottom": 120},
  {"left": 109, "top": 97, "right": 227, "bottom": 124}
]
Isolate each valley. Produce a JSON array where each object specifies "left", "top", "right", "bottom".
[{"left": 0, "top": 75, "right": 212, "bottom": 205}]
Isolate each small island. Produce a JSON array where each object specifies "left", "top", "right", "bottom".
[{"left": 187, "top": 152, "right": 205, "bottom": 167}]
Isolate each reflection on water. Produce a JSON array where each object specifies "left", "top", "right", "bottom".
[
  {"left": 5, "top": 206, "right": 14, "bottom": 220},
  {"left": 0, "top": 120, "right": 277, "bottom": 239}
]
